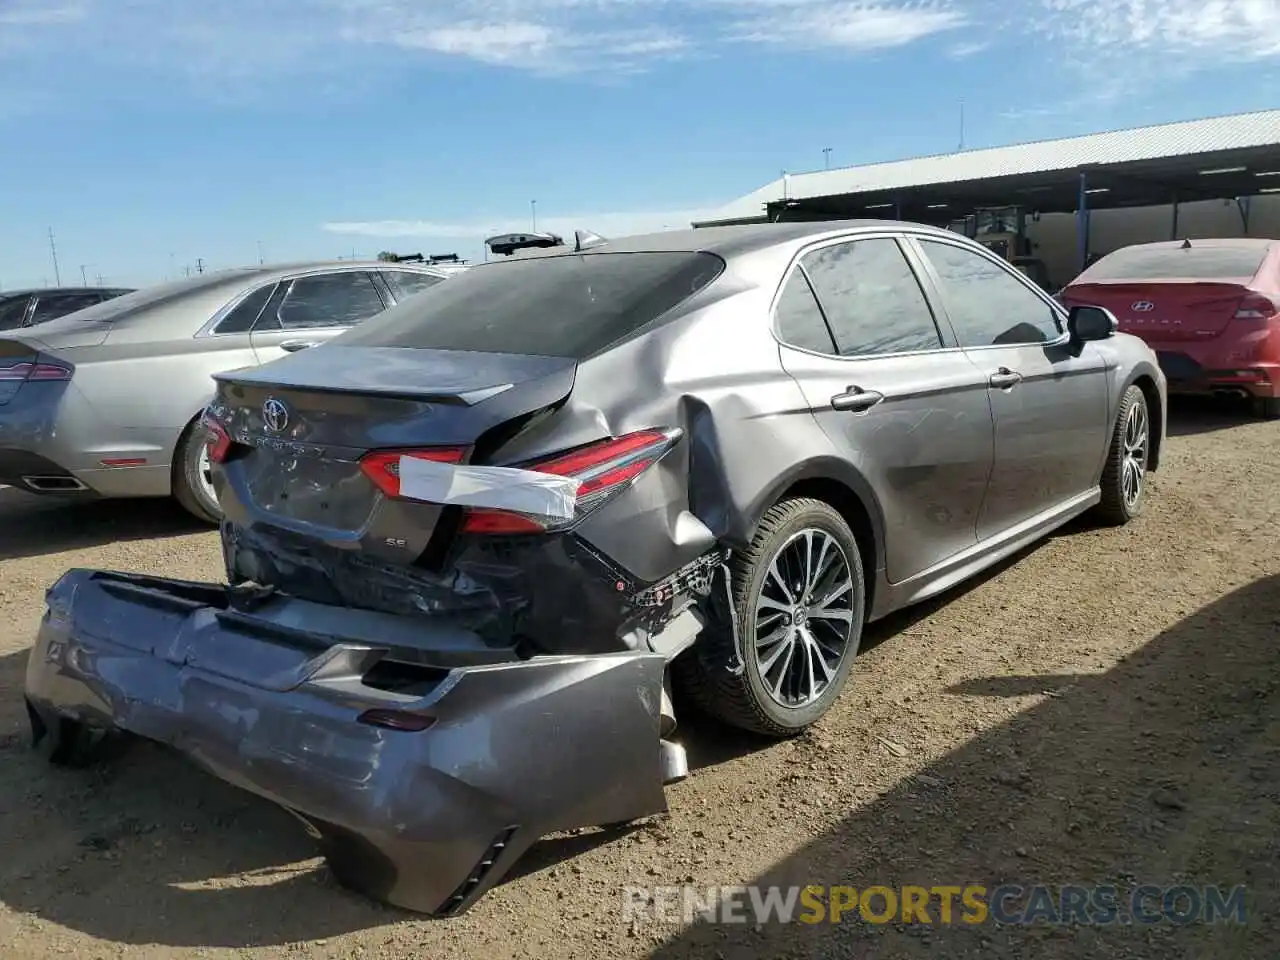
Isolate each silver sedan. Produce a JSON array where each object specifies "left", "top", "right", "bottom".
[{"left": 0, "top": 260, "right": 463, "bottom": 521}]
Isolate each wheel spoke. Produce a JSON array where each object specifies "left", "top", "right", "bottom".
[
  {"left": 769, "top": 640, "right": 798, "bottom": 700},
  {"left": 755, "top": 624, "right": 789, "bottom": 650},
  {"left": 758, "top": 630, "right": 795, "bottom": 675},
  {"left": 766, "top": 559, "right": 795, "bottom": 604},
  {"left": 801, "top": 627, "right": 837, "bottom": 682}
]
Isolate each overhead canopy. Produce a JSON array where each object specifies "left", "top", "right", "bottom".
[{"left": 693, "top": 110, "right": 1280, "bottom": 227}]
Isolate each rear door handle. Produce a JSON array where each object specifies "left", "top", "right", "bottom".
[
  {"left": 280, "top": 339, "right": 319, "bottom": 353},
  {"left": 988, "top": 367, "right": 1023, "bottom": 390},
  {"left": 830, "top": 386, "right": 884, "bottom": 412}
]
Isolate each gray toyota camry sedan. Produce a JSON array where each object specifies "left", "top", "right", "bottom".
[{"left": 25, "top": 220, "right": 1166, "bottom": 917}]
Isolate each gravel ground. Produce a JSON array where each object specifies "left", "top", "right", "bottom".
[{"left": 0, "top": 397, "right": 1276, "bottom": 960}]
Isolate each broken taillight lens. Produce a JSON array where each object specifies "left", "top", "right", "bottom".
[
  {"left": 202, "top": 413, "right": 233, "bottom": 465},
  {"left": 460, "top": 428, "right": 681, "bottom": 535},
  {"left": 358, "top": 447, "right": 467, "bottom": 498}
]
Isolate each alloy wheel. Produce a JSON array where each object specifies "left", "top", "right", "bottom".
[
  {"left": 751, "top": 528, "right": 857, "bottom": 709},
  {"left": 1121, "top": 399, "right": 1148, "bottom": 509}
]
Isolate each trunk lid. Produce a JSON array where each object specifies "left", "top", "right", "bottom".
[
  {"left": 1062, "top": 281, "right": 1250, "bottom": 342},
  {"left": 212, "top": 345, "right": 577, "bottom": 540}
]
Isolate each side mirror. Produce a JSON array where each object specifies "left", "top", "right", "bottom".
[{"left": 1067, "top": 304, "right": 1118, "bottom": 343}]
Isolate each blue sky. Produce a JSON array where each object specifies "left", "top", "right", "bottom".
[{"left": 1, "top": 0, "right": 1278, "bottom": 289}]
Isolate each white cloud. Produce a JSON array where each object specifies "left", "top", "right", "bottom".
[
  {"left": 322, "top": 206, "right": 721, "bottom": 241},
  {"left": 729, "top": 2, "right": 966, "bottom": 51},
  {"left": 4, "top": 0, "right": 1279, "bottom": 85}
]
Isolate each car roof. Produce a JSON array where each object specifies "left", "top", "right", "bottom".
[
  {"left": 0, "top": 286, "right": 133, "bottom": 298},
  {"left": 491, "top": 219, "right": 965, "bottom": 262}
]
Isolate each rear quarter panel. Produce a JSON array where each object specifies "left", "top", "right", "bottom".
[{"left": 491, "top": 247, "right": 869, "bottom": 584}]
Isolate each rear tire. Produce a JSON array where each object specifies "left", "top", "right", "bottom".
[
  {"left": 27, "top": 699, "right": 106, "bottom": 768},
  {"left": 172, "top": 418, "right": 221, "bottom": 524},
  {"left": 1095, "top": 384, "right": 1149, "bottom": 526},
  {"left": 1252, "top": 395, "right": 1280, "bottom": 420},
  {"left": 677, "top": 498, "right": 865, "bottom": 738}
]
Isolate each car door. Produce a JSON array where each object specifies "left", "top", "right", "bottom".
[
  {"left": 774, "top": 234, "right": 996, "bottom": 585},
  {"left": 249, "top": 270, "right": 392, "bottom": 365},
  {"left": 379, "top": 268, "right": 447, "bottom": 302},
  {"left": 911, "top": 236, "right": 1112, "bottom": 541}
]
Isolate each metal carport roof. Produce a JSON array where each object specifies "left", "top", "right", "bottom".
[{"left": 693, "top": 109, "right": 1280, "bottom": 227}]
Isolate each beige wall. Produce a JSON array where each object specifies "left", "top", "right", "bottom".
[{"left": 1024, "top": 194, "right": 1280, "bottom": 287}]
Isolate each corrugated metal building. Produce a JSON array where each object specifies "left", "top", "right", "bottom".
[
  {"left": 696, "top": 110, "right": 1280, "bottom": 226},
  {"left": 693, "top": 109, "right": 1280, "bottom": 286}
]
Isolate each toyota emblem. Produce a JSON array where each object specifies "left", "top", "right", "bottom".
[
  {"left": 1131, "top": 300, "right": 1155, "bottom": 312},
  {"left": 262, "top": 397, "right": 290, "bottom": 433}
]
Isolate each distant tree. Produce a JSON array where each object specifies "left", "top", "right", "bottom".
[{"left": 377, "top": 251, "right": 398, "bottom": 262}]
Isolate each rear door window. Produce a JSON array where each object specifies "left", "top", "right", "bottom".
[
  {"left": 799, "top": 239, "right": 944, "bottom": 356},
  {"left": 383, "top": 270, "right": 445, "bottom": 300},
  {"left": 338, "top": 252, "right": 724, "bottom": 360},
  {"left": 774, "top": 270, "right": 836, "bottom": 353},
  {"left": 271, "top": 272, "right": 389, "bottom": 331},
  {"left": 214, "top": 283, "right": 277, "bottom": 334}
]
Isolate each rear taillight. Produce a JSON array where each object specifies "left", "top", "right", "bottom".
[
  {"left": 202, "top": 413, "right": 233, "bottom": 465},
  {"left": 357, "top": 428, "right": 681, "bottom": 535},
  {"left": 0, "top": 360, "right": 72, "bottom": 381},
  {"left": 358, "top": 447, "right": 466, "bottom": 498},
  {"left": 1234, "top": 293, "right": 1279, "bottom": 320},
  {"left": 460, "top": 428, "right": 680, "bottom": 535}
]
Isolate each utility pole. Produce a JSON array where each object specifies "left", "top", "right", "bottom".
[
  {"left": 531, "top": 200, "right": 537, "bottom": 232},
  {"left": 257, "top": 240, "right": 264, "bottom": 265},
  {"left": 80, "top": 265, "right": 88, "bottom": 286},
  {"left": 196, "top": 258, "right": 204, "bottom": 275},
  {"left": 957, "top": 100, "right": 966, "bottom": 151},
  {"left": 823, "top": 147, "right": 832, "bottom": 169},
  {"left": 48, "top": 227, "right": 62, "bottom": 286},
  {"left": 169, "top": 253, "right": 176, "bottom": 280},
  {"left": 96, "top": 274, "right": 104, "bottom": 285},
  {"left": 185, "top": 264, "right": 192, "bottom": 277}
]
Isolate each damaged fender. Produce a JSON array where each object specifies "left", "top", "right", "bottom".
[{"left": 24, "top": 568, "right": 673, "bottom": 916}]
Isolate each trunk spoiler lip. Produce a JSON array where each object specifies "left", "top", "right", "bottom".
[{"left": 211, "top": 346, "right": 577, "bottom": 407}]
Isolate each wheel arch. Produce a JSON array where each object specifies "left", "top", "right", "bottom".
[
  {"left": 743, "top": 458, "right": 886, "bottom": 615},
  {"left": 1124, "top": 365, "right": 1164, "bottom": 472}
]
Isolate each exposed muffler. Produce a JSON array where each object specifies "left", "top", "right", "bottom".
[
  {"left": 1212, "top": 388, "right": 1251, "bottom": 402},
  {"left": 21, "top": 475, "right": 88, "bottom": 492}
]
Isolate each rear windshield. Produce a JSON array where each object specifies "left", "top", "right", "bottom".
[
  {"left": 337, "top": 251, "right": 725, "bottom": 359},
  {"left": 1078, "top": 244, "right": 1269, "bottom": 282}
]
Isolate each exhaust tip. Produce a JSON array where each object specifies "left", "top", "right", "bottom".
[
  {"left": 21, "top": 475, "right": 88, "bottom": 492},
  {"left": 660, "top": 740, "right": 688, "bottom": 784}
]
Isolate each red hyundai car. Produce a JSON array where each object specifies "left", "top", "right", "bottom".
[{"left": 1060, "top": 238, "right": 1279, "bottom": 418}]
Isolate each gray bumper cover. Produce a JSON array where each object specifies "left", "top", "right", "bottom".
[{"left": 23, "top": 569, "right": 672, "bottom": 916}]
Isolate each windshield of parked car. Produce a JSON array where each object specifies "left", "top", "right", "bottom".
[
  {"left": 0, "top": 295, "right": 29, "bottom": 331},
  {"left": 337, "top": 251, "right": 724, "bottom": 359},
  {"left": 1075, "top": 244, "right": 1269, "bottom": 283}
]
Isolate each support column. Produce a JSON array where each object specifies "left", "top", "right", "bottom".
[
  {"left": 1076, "top": 171, "right": 1090, "bottom": 273},
  {"left": 1236, "top": 196, "right": 1252, "bottom": 235}
]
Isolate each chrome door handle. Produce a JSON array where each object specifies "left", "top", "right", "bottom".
[
  {"left": 280, "top": 339, "right": 319, "bottom": 353},
  {"left": 830, "top": 386, "right": 884, "bottom": 412},
  {"left": 989, "top": 367, "right": 1023, "bottom": 389}
]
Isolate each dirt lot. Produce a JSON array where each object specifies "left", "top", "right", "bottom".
[{"left": 0, "top": 397, "right": 1277, "bottom": 960}]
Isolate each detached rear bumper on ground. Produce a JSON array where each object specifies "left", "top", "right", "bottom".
[{"left": 24, "top": 568, "right": 676, "bottom": 916}]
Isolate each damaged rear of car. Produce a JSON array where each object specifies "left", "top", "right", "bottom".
[{"left": 25, "top": 237, "right": 779, "bottom": 915}]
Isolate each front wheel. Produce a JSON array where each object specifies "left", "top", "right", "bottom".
[
  {"left": 1252, "top": 395, "right": 1280, "bottom": 420},
  {"left": 172, "top": 418, "right": 221, "bottom": 524},
  {"left": 677, "top": 498, "right": 866, "bottom": 738},
  {"left": 1095, "top": 384, "right": 1149, "bottom": 526}
]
